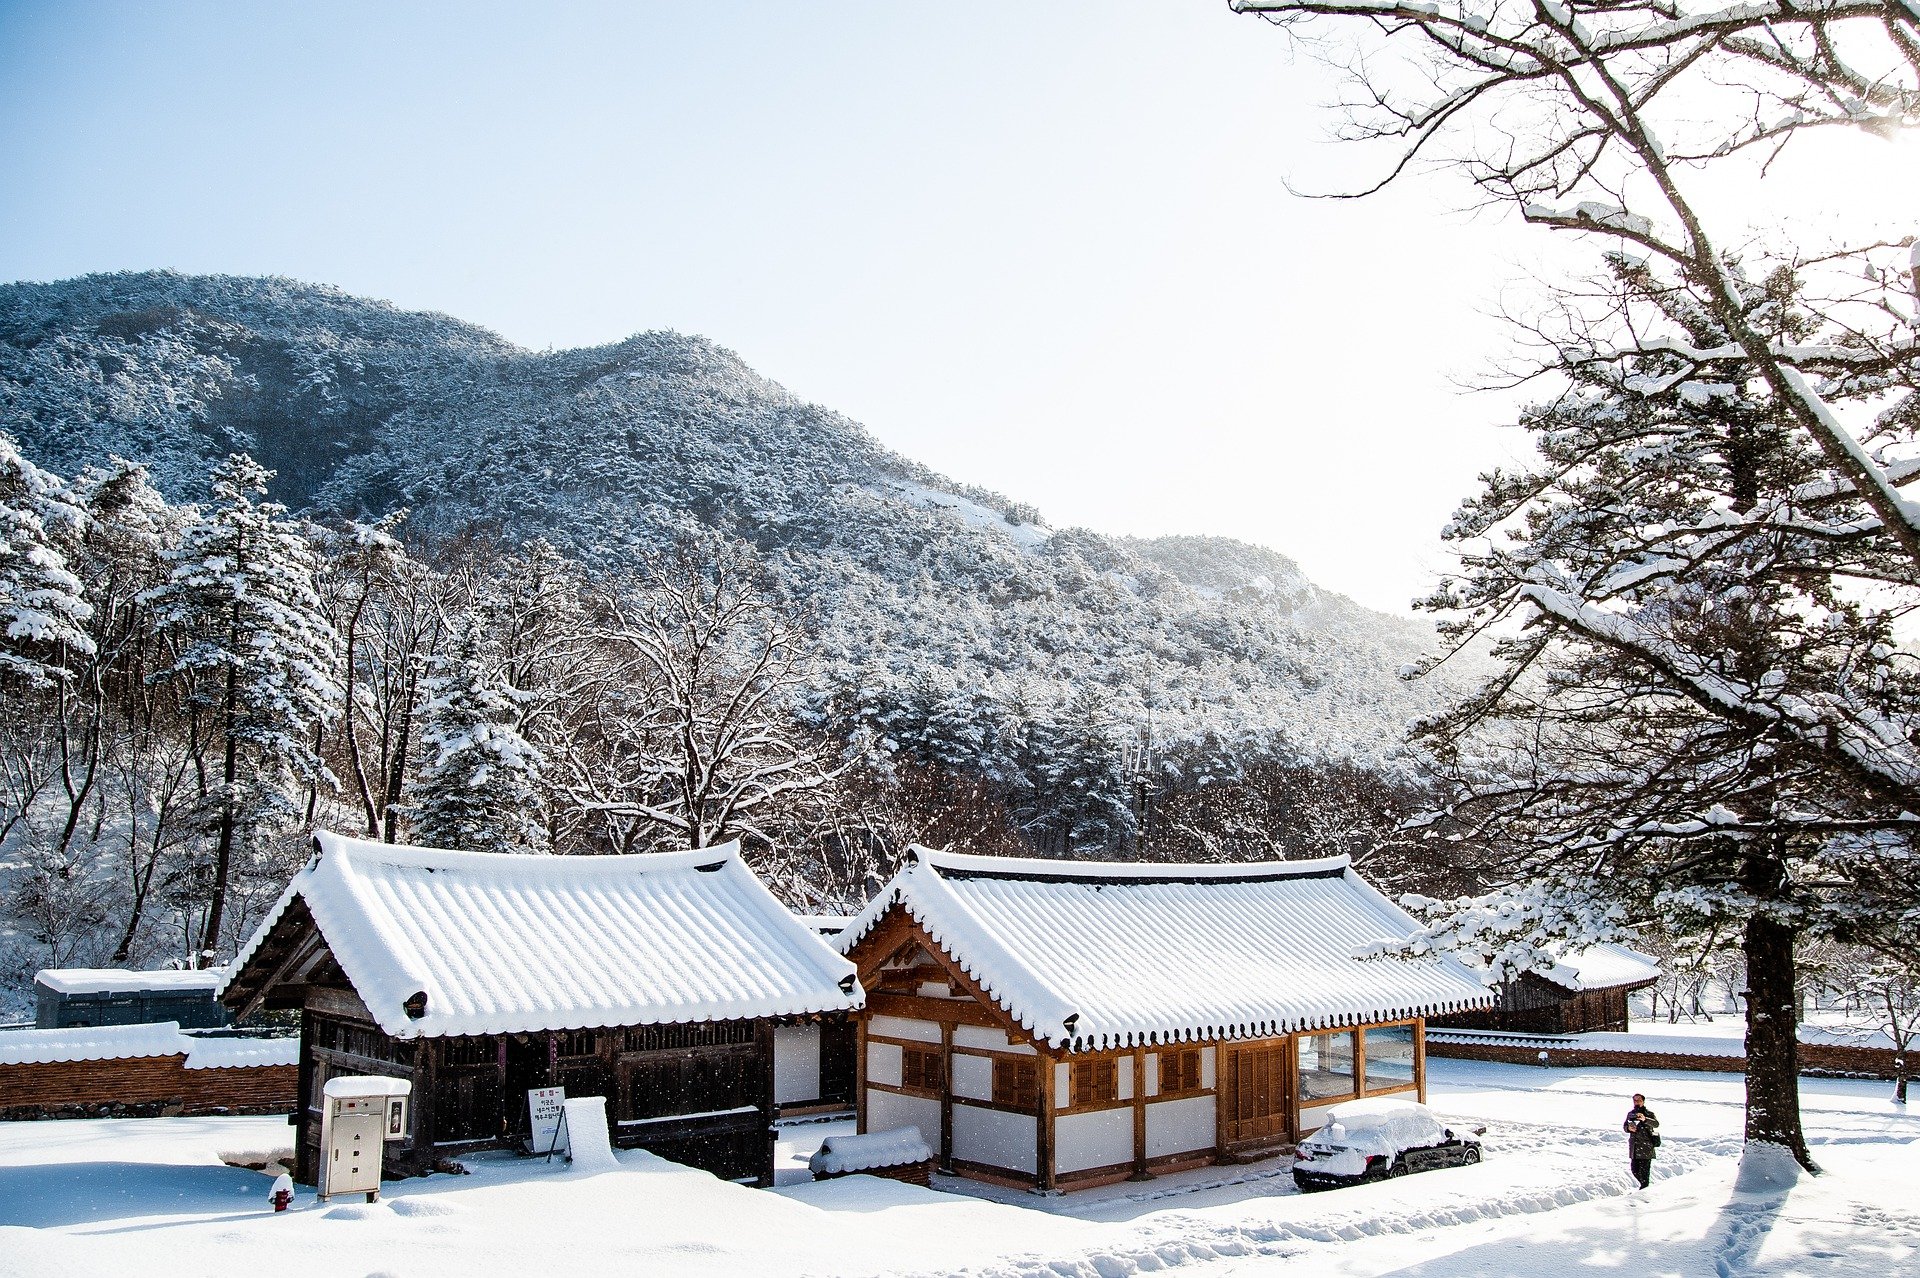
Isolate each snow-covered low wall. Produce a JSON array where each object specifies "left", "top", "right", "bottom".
[
  {"left": 1427, "top": 1029, "right": 1908, "bottom": 1079},
  {"left": 0, "top": 1024, "right": 297, "bottom": 1119}
]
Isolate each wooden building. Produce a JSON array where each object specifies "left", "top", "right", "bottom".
[
  {"left": 1431, "top": 943, "right": 1661, "bottom": 1036},
  {"left": 836, "top": 850, "right": 1492, "bottom": 1192},
  {"left": 35, "top": 968, "right": 230, "bottom": 1030},
  {"left": 774, "top": 916, "right": 857, "bottom": 1115},
  {"left": 220, "top": 831, "right": 863, "bottom": 1187}
]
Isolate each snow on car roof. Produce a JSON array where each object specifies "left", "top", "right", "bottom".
[
  {"left": 837, "top": 847, "right": 1491, "bottom": 1050},
  {"left": 1307, "top": 1097, "right": 1451, "bottom": 1158},
  {"left": 221, "top": 830, "right": 864, "bottom": 1040}
]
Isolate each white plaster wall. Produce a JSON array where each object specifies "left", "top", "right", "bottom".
[
  {"left": 867, "top": 1089, "right": 939, "bottom": 1150},
  {"left": 951, "top": 1053, "right": 993, "bottom": 1102},
  {"left": 773, "top": 1024, "right": 821, "bottom": 1104},
  {"left": 1055, "top": 1109, "right": 1133, "bottom": 1174},
  {"left": 868, "top": 1041, "right": 903, "bottom": 1088},
  {"left": 1145, "top": 1053, "right": 1160, "bottom": 1096},
  {"left": 1201, "top": 1046, "right": 1216, "bottom": 1089},
  {"left": 954, "top": 1104, "right": 1036, "bottom": 1173},
  {"left": 1116, "top": 1063, "right": 1133, "bottom": 1102},
  {"left": 954, "top": 1025, "right": 1022, "bottom": 1053},
  {"left": 1054, "top": 1062, "right": 1071, "bottom": 1102},
  {"left": 1145, "top": 1095, "right": 1215, "bottom": 1159},
  {"left": 870, "top": 1015, "right": 940, "bottom": 1044}
]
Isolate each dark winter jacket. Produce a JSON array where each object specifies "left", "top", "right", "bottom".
[{"left": 1624, "top": 1105, "right": 1660, "bottom": 1159}]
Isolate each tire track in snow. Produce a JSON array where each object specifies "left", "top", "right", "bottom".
[{"left": 886, "top": 1126, "right": 1734, "bottom": 1278}]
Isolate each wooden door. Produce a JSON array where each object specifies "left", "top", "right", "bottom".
[{"left": 1222, "top": 1041, "right": 1292, "bottom": 1147}]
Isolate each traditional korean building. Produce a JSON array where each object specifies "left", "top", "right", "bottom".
[
  {"left": 836, "top": 849, "right": 1491, "bottom": 1192},
  {"left": 220, "top": 831, "right": 863, "bottom": 1187},
  {"left": 34, "top": 967, "right": 230, "bottom": 1030},
  {"left": 1431, "top": 942, "right": 1662, "bottom": 1036}
]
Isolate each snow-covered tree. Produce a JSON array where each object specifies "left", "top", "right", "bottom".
[
  {"left": 0, "top": 432, "right": 93, "bottom": 690},
  {"left": 1231, "top": 0, "right": 1920, "bottom": 1172},
  {"left": 406, "top": 634, "right": 547, "bottom": 854},
  {"left": 581, "top": 536, "right": 841, "bottom": 855},
  {"left": 145, "top": 453, "right": 339, "bottom": 959}
]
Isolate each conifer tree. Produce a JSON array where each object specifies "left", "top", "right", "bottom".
[
  {"left": 407, "top": 635, "right": 547, "bottom": 854},
  {"left": 0, "top": 432, "right": 93, "bottom": 691},
  {"left": 145, "top": 454, "right": 339, "bottom": 959}
]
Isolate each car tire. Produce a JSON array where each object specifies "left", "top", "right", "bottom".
[{"left": 1462, "top": 1145, "right": 1481, "bottom": 1165}]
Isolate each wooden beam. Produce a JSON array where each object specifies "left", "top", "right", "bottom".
[
  {"left": 868, "top": 991, "right": 1008, "bottom": 1032},
  {"left": 306, "top": 986, "right": 376, "bottom": 1024}
]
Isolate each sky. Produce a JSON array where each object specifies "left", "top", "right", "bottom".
[{"left": 2, "top": 0, "right": 1892, "bottom": 616}]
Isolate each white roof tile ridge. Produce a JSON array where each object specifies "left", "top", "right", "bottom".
[{"left": 911, "top": 847, "right": 1353, "bottom": 881}]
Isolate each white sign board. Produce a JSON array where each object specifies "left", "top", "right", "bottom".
[{"left": 528, "top": 1086, "right": 566, "bottom": 1153}]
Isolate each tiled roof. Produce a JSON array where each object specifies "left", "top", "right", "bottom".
[
  {"left": 1534, "top": 942, "right": 1663, "bottom": 992},
  {"left": 34, "top": 968, "right": 225, "bottom": 996},
  {"left": 221, "top": 831, "right": 863, "bottom": 1040},
  {"left": 838, "top": 849, "right": 1492, "bottom": 1051}
]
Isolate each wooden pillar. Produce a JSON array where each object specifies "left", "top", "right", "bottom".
[
  {"left": 412, "top": 1036, "right": 437, "bottom": 1156},
  {"left": 938, "top": 1020, "right": 955, "bottom": 1172},
  {"left": 293, "top": 1009, "right": 317, "bottom": 1184},
  {"left": 1034, "top": 1050, "right": 1056, "bottom": 1192},
  {"left": 1414, "top": 1019, "right": 1427, "bottom": 1103},
  {"left": 854, "top": 1015, "right": 869, "bottom": 1133},
  {"left": 1129, "top": 1048, "right": 1149, "bottom": 1180},
  {"left": 1353, "top": 1027, "right": 1367, "bottom": 1098},
  {"left": 756, "top": 1019, "right": 776, "bottom": 1188}
]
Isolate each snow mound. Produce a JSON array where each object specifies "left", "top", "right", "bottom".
[
  {"left": 385, "top": 1197, "right": 461, "bottom": 1218},
  {"left": 562, "top": 1096, "right": 620, "bottom": 1173},
  {"left": 809, "top": 1127, "right": 932, "bottom": 1175},
  {"left": 1733, "top": 1142, "right": 1805, "bottom": 1195}
]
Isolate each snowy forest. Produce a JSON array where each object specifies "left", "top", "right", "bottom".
[{"left": 0, "top": 274, "right": 1484, "bottom": 1011}]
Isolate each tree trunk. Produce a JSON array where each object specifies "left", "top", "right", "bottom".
[
  {"left": 1741, "top": 902, "right": 1817, "bottom": 1171},
  {"left": 199, "top": 660, "right": 239, "bottom": 961}
]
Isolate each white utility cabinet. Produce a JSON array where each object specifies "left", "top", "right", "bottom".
[{"left": 319, "top": 1074, "right": 412, "bottom": 1202}]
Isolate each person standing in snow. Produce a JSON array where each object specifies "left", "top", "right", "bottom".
[{"left": 1623, "top": 1093, "right": 1660, "bottom": 1188}]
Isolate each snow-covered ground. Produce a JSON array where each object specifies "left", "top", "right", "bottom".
[{"left": 3, "top": 1058, "right": 1914, "bottom": 1277}]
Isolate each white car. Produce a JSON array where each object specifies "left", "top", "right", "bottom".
[{"left": 1291, "top": 1098, "right": 1482, "bottom": 1191}]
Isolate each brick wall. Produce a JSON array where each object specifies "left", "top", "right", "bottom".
[
  {"left": 0, "top": 1055, "right": 297, "bottom": 1120},
  {"left": 1428, "top": 1038, "right": 1906, "bottom": 1079}
]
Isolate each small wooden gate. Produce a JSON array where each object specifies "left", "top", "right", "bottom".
[{"left": 1221, "top": 1040, "right": 1293, "bottom": 1148}]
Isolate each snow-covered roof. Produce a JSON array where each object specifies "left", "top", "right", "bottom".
[
  {"left": 1533, "top": 942, "right": 1663, "bottom": 993},
  {"left": 222, "top": 830, "right": 864, "bottom": 1040},
  {"left": 34, "top": 968, "right": 225, "bottom": 996},
  {"left": 0, "top": 1021, "right": 190, "bottom": 1066},
  {"left": 0, "top": 1021, "right": 295, "bottom": 1068},
  {"left": 838, "top": 848, "right": 1491, "bottom": 1051}
]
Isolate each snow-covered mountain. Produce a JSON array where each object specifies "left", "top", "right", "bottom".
[{"left": 0, "top": 270, "right": 1449, "bottom": 771}]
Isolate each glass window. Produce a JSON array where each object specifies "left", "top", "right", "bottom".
[
  {"left": 1297, "top": 1031, "right": 1358, "bottom": 1100},
  {"left": 1363, "top": 1025, "right": 1417, "bottom": 1092}
]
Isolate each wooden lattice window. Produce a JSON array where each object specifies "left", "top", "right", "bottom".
[
  {"left": 554, "top": 1029, "right": 599, "bottom": 1058},
  {"left": 442, "top": 1036, "right": 495, "bottom": 1067},
  {"left": 992, "top": 1057, "right": 1038, "bottom": 1109},
  {"left": 901, "top": 1045, "right": 943, "bottom": 1095},
  {"left": 1157, "top": 1048, "right": 1202, "bottom": 1095},
  {"left": 1071, "top": 1058, "right": 1118, "bottom": 1107}
]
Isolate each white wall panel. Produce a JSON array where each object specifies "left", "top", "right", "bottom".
[
  {"left": 774, "top": 1024, "right": 821, "bottom": 1104},
  {"left": 870, "top": 1015, "right": 940, "bottom": 1044},
  {"left": 954, "top": 1104, "right": 1036, "bottom": 1173},
  {"left": 954, "top": 1025, "right": 1018, "bottom": 1053},
  {"left": 1055, "top": 1109, "right": 1132, "bottom": 1174},
  {"left": 1145, "top": 1095, "right": 1215, "bottom": 1158},
  {"left": 951, "top": 1053, "right": 993, "bottom": 1102},
  {"left": 867, "top": 1089, "right": 939, "bottom": 1150},
  {"left": 1201, "top": 1046, "right": 1216, "bottom": 1089},
  {"left": 868, "top": 1041, "right": 903, "bottom": 1087}
]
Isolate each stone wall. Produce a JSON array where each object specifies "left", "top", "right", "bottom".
[{"left": 1428, "top": 1037, "right": 1906, "bottom": 1079}]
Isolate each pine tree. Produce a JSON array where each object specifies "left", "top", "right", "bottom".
[
  {"left": 145, "top": 454, "right": 339, "bottom": 959},
  {"left": 0, "top": 432, "right": 93, "bottom": 690},
  {"left": 407, "top": 636, "right": 547, "bottom": 854}
]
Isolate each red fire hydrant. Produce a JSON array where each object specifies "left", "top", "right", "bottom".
[{"left": 269, "top": 1172, "right": 294, "bottom": 1212}]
